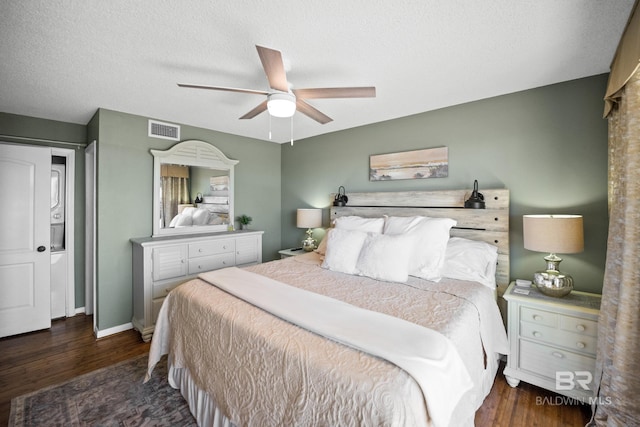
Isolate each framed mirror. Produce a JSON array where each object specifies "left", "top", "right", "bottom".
[{"left": 151, "top": 140, "right": 238, "bottom": 237}]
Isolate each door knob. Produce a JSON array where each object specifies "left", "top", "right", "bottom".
[{"left": 37, "top": 246, "right": 46, "bottom": 252}]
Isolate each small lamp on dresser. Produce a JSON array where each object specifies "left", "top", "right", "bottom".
[
  {"left": 523, "top": 214, "right": 584, "bottom": 297},
  {"left": 297, "top": 208, "right": 322, "bottom": 252}
]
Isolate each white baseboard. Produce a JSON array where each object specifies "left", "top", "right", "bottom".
[
  {"left": 75, "top": 306, "right": 86, "bottom": 315},
  {"left": 95, "top": 322, "right": 133, "bottom": 339}
]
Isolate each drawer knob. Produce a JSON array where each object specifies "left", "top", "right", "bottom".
[
  {"left": 222, "top": 261, "right": 226, "bottom": 265},
  {"left": 533, "top": 314, "right": 543, "bottom": 321},
  {"left": 552, "top": 351, "right": 564, "bottom": 359},
  {"left": 576, "top": 324, "right": 586, "bottom": 332},
  {"left": 533, "top": 331, "right": 542, "bottom": 338},
  {"left": 223, "top": 245, "right": 227, "bottom": 249},
  {"left": 576, "top": 341, "right": 586, "bottom": 349},
  {"left": 198, "top": 265, "right": 201, "bottom": 269},
  {"left": 199, "top": 248, "right": 203, "bottom": 252}
]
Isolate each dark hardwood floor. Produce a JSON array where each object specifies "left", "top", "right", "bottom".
[
  {"left": 0, "top": 315, "right": 591, "bottom": 426},
  {"left": 0, "top": 315, "right": 150, "bottom": 426}
]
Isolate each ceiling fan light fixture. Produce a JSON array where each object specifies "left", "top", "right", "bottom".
[{"left": 267, "top": 92, "right": 296, "bottom": 118}]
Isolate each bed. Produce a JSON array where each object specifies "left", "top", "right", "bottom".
[{"left": 146, "top": 189, "right": 510, "bottom": 427}]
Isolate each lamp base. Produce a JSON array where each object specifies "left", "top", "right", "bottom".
[
  {"left": 302, "top": 237, "right": 316, "bottom": 252},
  {"left": 533, "top": 254, "right": 573, "bottom": 297},
  {"left": 534, "top": 270, "right": 574, "bottom": 297},
  {"left": 302, "top": 228, "right": 316, "bottom": 252}
]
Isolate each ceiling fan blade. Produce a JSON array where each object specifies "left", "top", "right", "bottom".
[
  {"left": 296, "top": 99, "right": 332, "bottom": 124},
  {"left": 293, "top": 87, "right": 376, "bottom": 99},
  {"left": 178, "top": 83, "right": 268, "bottom": 96},
  {"left": 239, "top": 100, "right": 268, "bottom": 120},
  {"left": 256, "top": 45, "right": 289, "bottom": 93}
]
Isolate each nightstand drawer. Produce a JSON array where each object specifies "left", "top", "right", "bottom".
[
  {"left": 188, "top": 252, "right": 235, "bottom": 274},
  {"left": 521, "top": 306, "right": 558, "bottom": 327},
  {"left": 520, "top": 321, "right": 597, "bottom": 355},
  {"left": 560, "top": 316, "right": 598, "bottom": 337},
  {"left": 189, "top": 239, "right": 235, "bottom": 258},
  {"left": 519, "top": 340, "right": 596, "bottom": 390}
]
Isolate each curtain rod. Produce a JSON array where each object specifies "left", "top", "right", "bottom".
[{"left": 0, "top": 134, "right": 87, "bottom": 148}]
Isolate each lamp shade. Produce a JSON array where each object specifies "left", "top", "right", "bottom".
[
  {"left": 297, "top": 209, "right": 322, "bottom": 229},
  {"left": 523, "top": 215, "right": 584, "bottom": 254}
]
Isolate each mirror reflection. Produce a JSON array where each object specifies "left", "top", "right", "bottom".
[
  {"left": 159, "top": 165, "right": 230, "bottom": 229},
  {"left": 151, "top": 139, "right": 238, "bottom": 237}
]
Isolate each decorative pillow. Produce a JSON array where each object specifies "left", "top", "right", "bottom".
[
  {"left": 383, "top": 216, "right": 456, "bottom": 281},
  {"left": 321, "top": 228, "right": 369, "bottom": 275},
  {"left": 314, "top": 230, "right": 329, "bottom": 255},
  {"left": 441, "top": 237, "right": 498, "bottom": 288},
  {"left": 356, "top": 233, "right": 414, "bottom": 282},
  {"left": 334, "top": 216, "right": 385, "bottom": 233}
]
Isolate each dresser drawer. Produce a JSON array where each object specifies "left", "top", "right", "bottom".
[
  {"left": 520, "top": 321, "right": 597, "bottom": 355},
  {"left": 519, "top": 340, "right": 596, "bottom": 390},
  {"left": 235, "top": 236, "right": 259, "bottom": 265},
  {"left": 152, "top": 279, "right": 184, "bottom": 299},
  {"left": 188, "top": 252, "right": 235, "bottom": 274},
  {"left": 560, "top": 315, "right": 598, "bottom": 337},
  {"left": 189, "top": 239, "right": 235, "bottom": 258},
  {"left": 520, "top": 306, "right": 558, "bottom": 328}
]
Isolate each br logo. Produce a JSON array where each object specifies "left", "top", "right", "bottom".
[{"left": 556, "top": 371, "right": 593, "bottom": 391}]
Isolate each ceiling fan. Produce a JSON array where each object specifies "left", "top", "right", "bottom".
[{"left": 178, "top": 45, "right": 376, "bottom": 125}]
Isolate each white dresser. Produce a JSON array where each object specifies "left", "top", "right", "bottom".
[
  {"left": 131, "top": 230, "right": 263, "bottom": 341},
  {"left": 503, "top": 282, "right": 601, "bottom": 402}
]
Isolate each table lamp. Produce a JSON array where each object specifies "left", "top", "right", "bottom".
[
  {"left": 297, "top": 208, "right": 322, "bottom": 251},
  {"left": 523, "top": 214, "right": 584, "bottom": 297}
]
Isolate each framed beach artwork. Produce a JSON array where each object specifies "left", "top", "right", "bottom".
[{"left": 369, "top": 147, "right": 449, "bottom": 181}]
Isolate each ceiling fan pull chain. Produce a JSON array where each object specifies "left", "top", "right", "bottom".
[
  {"left": 290, "top": 115, "right": 294, "bottom": 146},
  {"left": 269, "top": 114, "right": 272, "bottom": 140}
]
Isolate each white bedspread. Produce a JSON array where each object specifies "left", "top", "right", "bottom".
[
  {"left": 197, "top": 267, "right": 472, "bottom": 427},
  {"left": 147, "top": 252, "right": 508, "bottom": 427}
]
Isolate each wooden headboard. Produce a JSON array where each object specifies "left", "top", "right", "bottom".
[{"left": 330, "top": 189, "right": 510, "bottom": 290}]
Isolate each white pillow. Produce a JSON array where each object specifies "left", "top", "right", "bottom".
[
  {"left": 383, "top": 216, "right": 456, "bottom": 281},
  {"left": 334, "top": 216, "right": 385, "bottom": 233},
  {"left": 383, "top": 215, "right": 426, "bottom": 234},
  {"left": 321, "top": 228, "right": 368, "bottom": 275},
  {"left": 192, "top": 208, "right": 210, "bottom": 225},
  {"left": 181, "top": 207, "right": 197, "bottom": 216},
  {"left": 173, "top": 213, "right": 193, "bottom": 227},
  {"left": 441, "top": 237, "right": 498, "bottom": 288},
  {"left": 356, "top": 233, "right": 414, "bottom": 282}
]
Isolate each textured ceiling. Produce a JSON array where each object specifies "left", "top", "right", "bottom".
[{"left": 0, "top": 1, "right": 634, "bottom": 143}]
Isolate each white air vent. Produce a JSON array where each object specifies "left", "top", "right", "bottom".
[{"left": 148, "top": 120, "right": 180, "bottom": 141}]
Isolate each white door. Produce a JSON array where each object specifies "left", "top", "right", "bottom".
[{"left": 0, "top": 143, "right": 51, "bottom": 338}]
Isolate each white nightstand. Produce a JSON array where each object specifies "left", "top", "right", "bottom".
[
  {"left": 278, "top": 247, "right": 308, "bottom": 258},
  {"left": 503, "top": 281, "right": 601, "bottom": 402}
]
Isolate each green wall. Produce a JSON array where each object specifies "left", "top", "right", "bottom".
[
  {"left": 0, "top": 112, "right": 88, "bottom": 307},
  {"left": 281, "top": 74, "right": 609, "bottom": 294},
  {"left": 0, "top": 72, "right": 611, "bottom": 333},
  {"left": 93, "top": 109, "right": 281, "bottom": 331}
]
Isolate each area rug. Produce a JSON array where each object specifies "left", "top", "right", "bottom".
[{"left": 9, "top": 354, "right": 196, "bottom": 426}]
